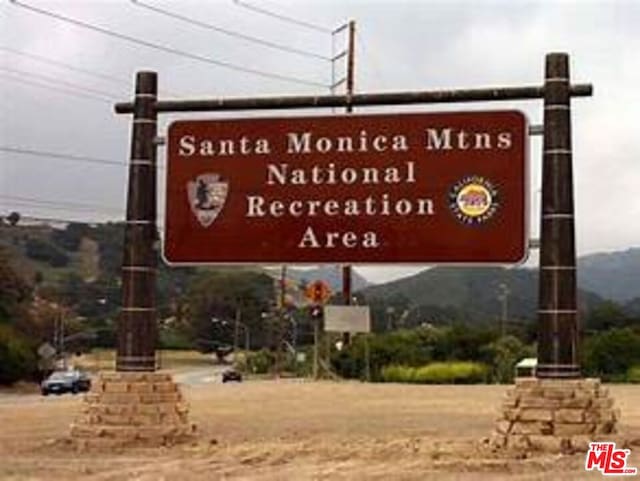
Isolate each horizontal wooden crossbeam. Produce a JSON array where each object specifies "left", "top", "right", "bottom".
[{"left": 115, "top": 84, "right": 593, "bottom": 114}]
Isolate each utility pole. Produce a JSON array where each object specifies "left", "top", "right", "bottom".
[
  {"left": 59, "top": 308, "right": 65, "bottom": 368},
  {"left": 275, "top": 265, "right": 287, "bottom": 378},
  {"left": 341, "top": 19, "right": 356, "bottom": 347},
  {"left": 386, "top": 306, "right": 395, "bottom": 331},
  {"left": 233, "top": 306, "right": 241, "bottom": 357},
  {"left": 312, "top": 305, "right": 321, "bottom": 380},
  {"left": 497, "top": 283, "right": 510, "bottom": 337}
]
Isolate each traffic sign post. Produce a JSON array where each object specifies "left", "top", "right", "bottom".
[{"left": 305, "top": 280, "right": 332, "bottom": 305}]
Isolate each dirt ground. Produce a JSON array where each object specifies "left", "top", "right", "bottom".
[{"left": 1, "top": 381, "right": 639, "bottom": 480}]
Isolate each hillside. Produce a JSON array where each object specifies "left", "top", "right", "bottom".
[
  {"left": 0, "top": 222, "right": 367, "bottom": 322},
  {"left": 284, "top": 265, "right": 370, "bottom": 292},
  {"left": 0, "top": 219, "right": 635, "bottom": 325},
  {"left": 578, "top": 248, "right": 640, "bottom": 302},
  {"left": 359, "top": 266, "right": 605, "bottom": 323}
]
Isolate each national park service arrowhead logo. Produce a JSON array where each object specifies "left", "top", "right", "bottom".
[{"left": 187, "top": 173, "right": 229, "bottom": 228}]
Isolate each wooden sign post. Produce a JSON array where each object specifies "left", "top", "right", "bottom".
[
  {"left": 536, "top": 53, "right": 579, "bottom": 379},
  {"left": 82, "top": 52, "right": 616, "bottom": 452},
  {"left": 117, "top": 71, "right": 159, "bottom": 372}
]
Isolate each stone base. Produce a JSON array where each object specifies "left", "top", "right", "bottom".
[
  {"left": 70, "top": 371, "right": 196, "bottom": 449},
  {"left": 490, "top": 378, "right": 627, "bottom": 453}
]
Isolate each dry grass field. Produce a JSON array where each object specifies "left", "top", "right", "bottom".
[{"left": 1, "top": 380, "right": 639, "bottom": 480}]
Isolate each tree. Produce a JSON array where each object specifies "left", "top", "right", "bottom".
[
  {"left": 186, "top": 270, "right": 275, "bottom": 351},
  {"left": 586, "top": 300, "right": 629, "bottom": 331},
  {"left": 480, "top": 335, "right": 533, "bottom": 383},
  {"left": 7, "top": 211, "right": 20, "bottom": 226},
  {"left": 51, "top": 222, "right": 88, "bottom": 251},
  {"left": 0, "top": 249, "right": 37, "bottom": 384},
  {"left": 86, "top": 222, "right": 124, "bottom": 278},
  {"left": 0, "top": 325, "right": 37, "bottom": 384},
  {"left": 24, "top": 238, "right": 70, "bottom": 267},
  {"left": 0, "top": 247, "right": 32, "bottom": 324},
  {"left": 583, "top": 328, "right": 640, "bottom": 379}
]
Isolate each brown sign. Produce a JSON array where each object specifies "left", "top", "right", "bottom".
[{"left": 164, "top": 111, "right": 527, "bottom": 264}]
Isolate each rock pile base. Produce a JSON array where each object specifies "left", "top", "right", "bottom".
[
  {"left": 70, "top": 371, "right": 195, "bottom": 449},
  {"left": 490, "top": 378, "right": 627, "bottom": 453}
]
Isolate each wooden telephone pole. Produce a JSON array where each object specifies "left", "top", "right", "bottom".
[{"left": 341, "top": 20, "right": 356, "bottom": 346}]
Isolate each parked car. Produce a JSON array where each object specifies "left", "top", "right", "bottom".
[
  {"left": 41, "top": 370, "right": 91, "bottom": 396},
  {"left": 222, "top": 368, "right": 242, "bottom": 383}
]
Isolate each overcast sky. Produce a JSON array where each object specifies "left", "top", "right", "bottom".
[{"left": 1, "top": 0, "right": 638, "bottom": 283}]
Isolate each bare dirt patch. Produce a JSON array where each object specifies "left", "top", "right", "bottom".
[{"left": 1, "top": 381, "right": 639, "bottom": 480}]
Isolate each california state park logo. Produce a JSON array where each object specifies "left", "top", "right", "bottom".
[
  {"left": 187, "top": 173, "right": 229, "bottom": 228},
  {"left": 449, "top": 175, "right": 499, "bottom": 225}
]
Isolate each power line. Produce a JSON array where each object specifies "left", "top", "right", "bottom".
[
  {"left": 232, "top": 0, "right": 334, "bottom": 34},
  {"left": 0, "top": 45, "right": 128, "bottom": 87},
  {"left": 0, "top": 146, "right": 126, "bottom": 167},
  {"left": 3, "top": 213, "right": 113, "bottom": 225},
  {"left": 0, "top": 45, "right": 182, "bottom": 98},
  {"left": 0, "top": 66, "right": 120, "bottom": 98},
  {"left": 9, "top": 0, "right": 327, "bottom": 88},
  {"left": 4, "top": 214, "right": 166, "bottom": 230},
  {"left": 131, "top": 0, "right": 330, "bottom": 62},
  {"left": 0, "top": 201, "right": 119, "bottom": 217},
  {"left": 0, "top": 194, "right": 122, "bottom": 214},
  {"left": 0, "top": 201, "right": 118, "bottom": 216},
  {"left": 0, "top": 73, "right": 112, "bottom": 104},
  {"left": 0, "top": 145, "right": 166, "bottom": 170}
]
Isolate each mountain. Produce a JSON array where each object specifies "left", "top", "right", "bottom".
[
  {"left": 578, "top": 248, "right": 640, "bottom": 303},
  {"left": 284, "top": 265, "right": 370, "bottom": 292},
  {"left": 1, "top": 219, "right": 634, "bottom": 320},
  {"left": 358, "top": 247, "right": 640, "bottom": 322},
  {"left": 623, "top": 297, "right": 640, "bottom": 317},
  {"left": 359, "top": 265, "right": 608, "bottom": 324}
]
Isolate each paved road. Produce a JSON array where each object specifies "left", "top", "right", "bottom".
[
  {"left": 0, "top": 365, "right": 229, "bottom": 406},
  {"left": 172, "top": 365, "right": 228, "bottom": 386}
]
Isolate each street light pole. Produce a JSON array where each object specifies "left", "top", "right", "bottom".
[
  {"left": 233, "top": 306, "right": 241, "bottom": 355},
  {"left": 497, "top": 283, "right": 510, "bottom": 337},
  {"left": 243, "top": 325, "right": 250, "bottom": 351},
  {"left": 386, "top": 306, "right": 395, "bottom": 331}
]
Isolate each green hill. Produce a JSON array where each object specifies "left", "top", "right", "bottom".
[
  {"left": 359, "top": 266, "right": 604, "bottom": 325},
  {"left": 578, "top": 248, "right": 640, "bottom": 303},
  {"left": 284, "top": 265, "right": 370, "bottom": 292},
  {"left": 1, "top": 219, "right": 636, "bottom": 328}
]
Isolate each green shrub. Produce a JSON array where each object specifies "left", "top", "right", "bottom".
[
  {"left": 381, "top": 364, "right": 415, "bottom": 383},
  {"left": 416, "top": 362, "right": 488, "bottom": 384},
  {"left": 24, "top": 238, "right": 70, "bottom": 267},
  {"left": 0, "top": 325, "right": 37, "bottom": 385},
  {"left": 627, "top": 365, "right": 640, "bottom": 383},
  {"left": 481, "top": 335, "right": 533, "bottom": 383},
  {"left": 332, "top": 327, "right": 447, "bottom": 380},
  {"left": 245, "top": 349, "right": 274, "bottom": 374},
  {"left": 583, "top": 328, "right": 640, "bottom": 380},
  {"left": 158, "top": 328, "right": 192, "bottom": 350},
  {"left": 381, "top": 361, "right": 488, "bottom": 384},
  {"left": 51, "top": 223, "right": 88, "bottom": 251},
  {"left": 331, "top": 325, "right": 503, "bottom": 381}
]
